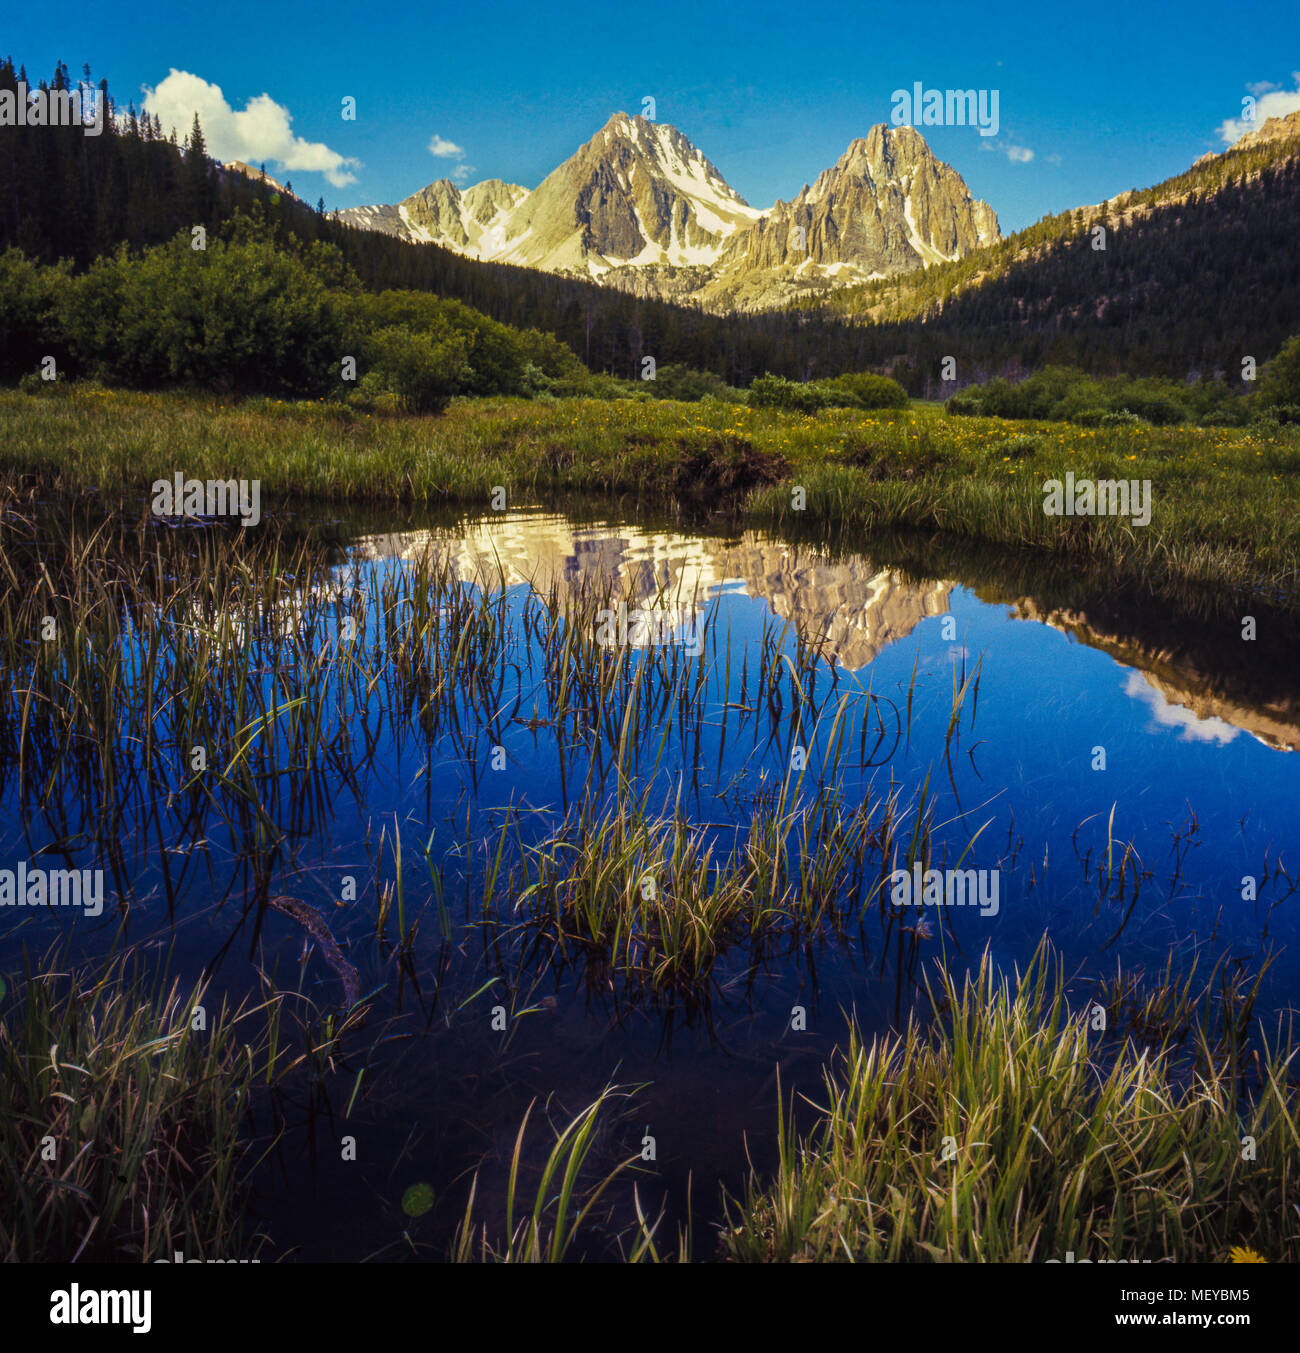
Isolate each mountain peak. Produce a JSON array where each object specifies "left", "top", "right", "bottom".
[
  {"left": 1234, "top": 106, "right": 1300, "bottom": 153},
  {"left": 842, "top": 123, "right": 926, "bottom": 153},
  {"left": 832, "top": 124, "right": 942, "bottom": 177},
  {"left": 338, "top": 113, "right": 998, "bottom": 306},
  {"left": 599, "top": 110, "right": 642, "bottom": 134},
  {"left": 700, "top": 123, "right": 1000, "bottom": 307}
]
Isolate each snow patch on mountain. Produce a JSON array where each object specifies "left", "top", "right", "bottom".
[
  {"left": 337, "top": 113, "right": 999, "bottom": 310},
  {"left": 902, "top": 194, "right": 954, "bottom": 266}
]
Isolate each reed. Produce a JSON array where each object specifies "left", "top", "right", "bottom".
[
  {"left": 0, "top": 944, "right": 288, "bottom": 1262},
  {"left": 451, "top": 1084, "right": 647, "bottom": 1262},
  {"left": 719, "top": 942, "right": 1300, "bottom": 1262}
]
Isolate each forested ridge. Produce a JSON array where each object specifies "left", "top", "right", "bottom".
[
  {"left": 3, "top": 55, "right": 1298, "bottom": 393},
  {"left": 804, "top": 125, "right": 1300, "bottom": 390},
  {"left": 0, "top": 57, "right": 885, "bottom": 386}
]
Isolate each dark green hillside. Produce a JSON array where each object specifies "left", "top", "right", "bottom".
[
  {"left": 807, "top": 121, "right": 1300, "bottom": 389},
  {"left": 0, "top": 57, "right": 879, "bottom": 386}
]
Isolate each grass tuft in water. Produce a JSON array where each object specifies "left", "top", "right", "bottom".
[
  {"left": 720, "top": 942, "right": 1300, "bottom": 1263},
  {"left": 0, "top": 945, "right": 288, "bottom": 1262}
]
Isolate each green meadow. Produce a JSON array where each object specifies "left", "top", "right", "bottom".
[{"left": 2, "top": 386, "right": 1298, "bottom": 602}]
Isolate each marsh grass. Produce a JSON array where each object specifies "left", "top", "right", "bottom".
[
  {"left": 0, "top": 944, "right": 288, "bottom": 1262},
  {"left": 2, "top": 489, "right": 1294, "bottom": 1262},
  {"left": 2, "top": 388, "right": 1296, "bottom": 601},
  {"left": 427, "top": 942, "right": 1300, "bottom": 1264},
  {"left": 492, "top": 766, "right": 912, "bottom": 1002},
  {"left": 451, "top": 1084, "right": 651, "bottom": 1262},
  {"left": 0, "top": 507, "right": 919, "bottom": 924},
  {"left": 720, "top": 943, "right": 1300, "bottom": 1262}
]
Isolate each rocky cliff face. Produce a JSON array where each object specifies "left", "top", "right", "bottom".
[
  {"left": 699, "top": 124, "right": 999, "bottom": 308},
  {"left": 1231, "top": 106, "right": 1300, "bottom": 154},
  {"left": 352, "top": 515, "right": 953, "bottom": 674},
  {"left": 500, "top": 114, "right": 764, "bottom": 274},
  {"left": 343, "top": 176, "right": 529, "bottom": 254},
  {"left": 338, "top": 115, "right": 999, "bottom": 310}
]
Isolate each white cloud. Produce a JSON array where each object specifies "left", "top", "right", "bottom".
[
  {"left": 1218, "top": 74, "right": 1300, "bottom": 144},
  {"left": 142, "top": 69, "right": 362, "bottom": 187},
  {"left": 1124, "top": 673, "right": 1239, "bottom": 745},
  {"left": 979, "top": 138, "right": 1035, "bottom": 164},
  {"left": 428, "top": 134, "right": 464, "bottom": 158}
]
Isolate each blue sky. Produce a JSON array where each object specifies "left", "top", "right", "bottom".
[{"left": 8, "top": 0, "right": 1300, "bottom": 232}]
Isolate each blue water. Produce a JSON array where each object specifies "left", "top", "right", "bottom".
[{"left": 1, "top": 508, "right": 1295, "bottom": 1258}]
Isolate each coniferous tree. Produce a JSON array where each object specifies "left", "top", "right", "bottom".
[
  {"left": 183, "top": 112, "right": 214, "bottom": 227},
  {"left": 2, "top": 52, "right": 1298, "bottom": 389}
]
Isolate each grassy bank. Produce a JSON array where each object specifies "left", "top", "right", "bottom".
[{"left": 1, "top": 387, "right": 1297, "bottom": 601}]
